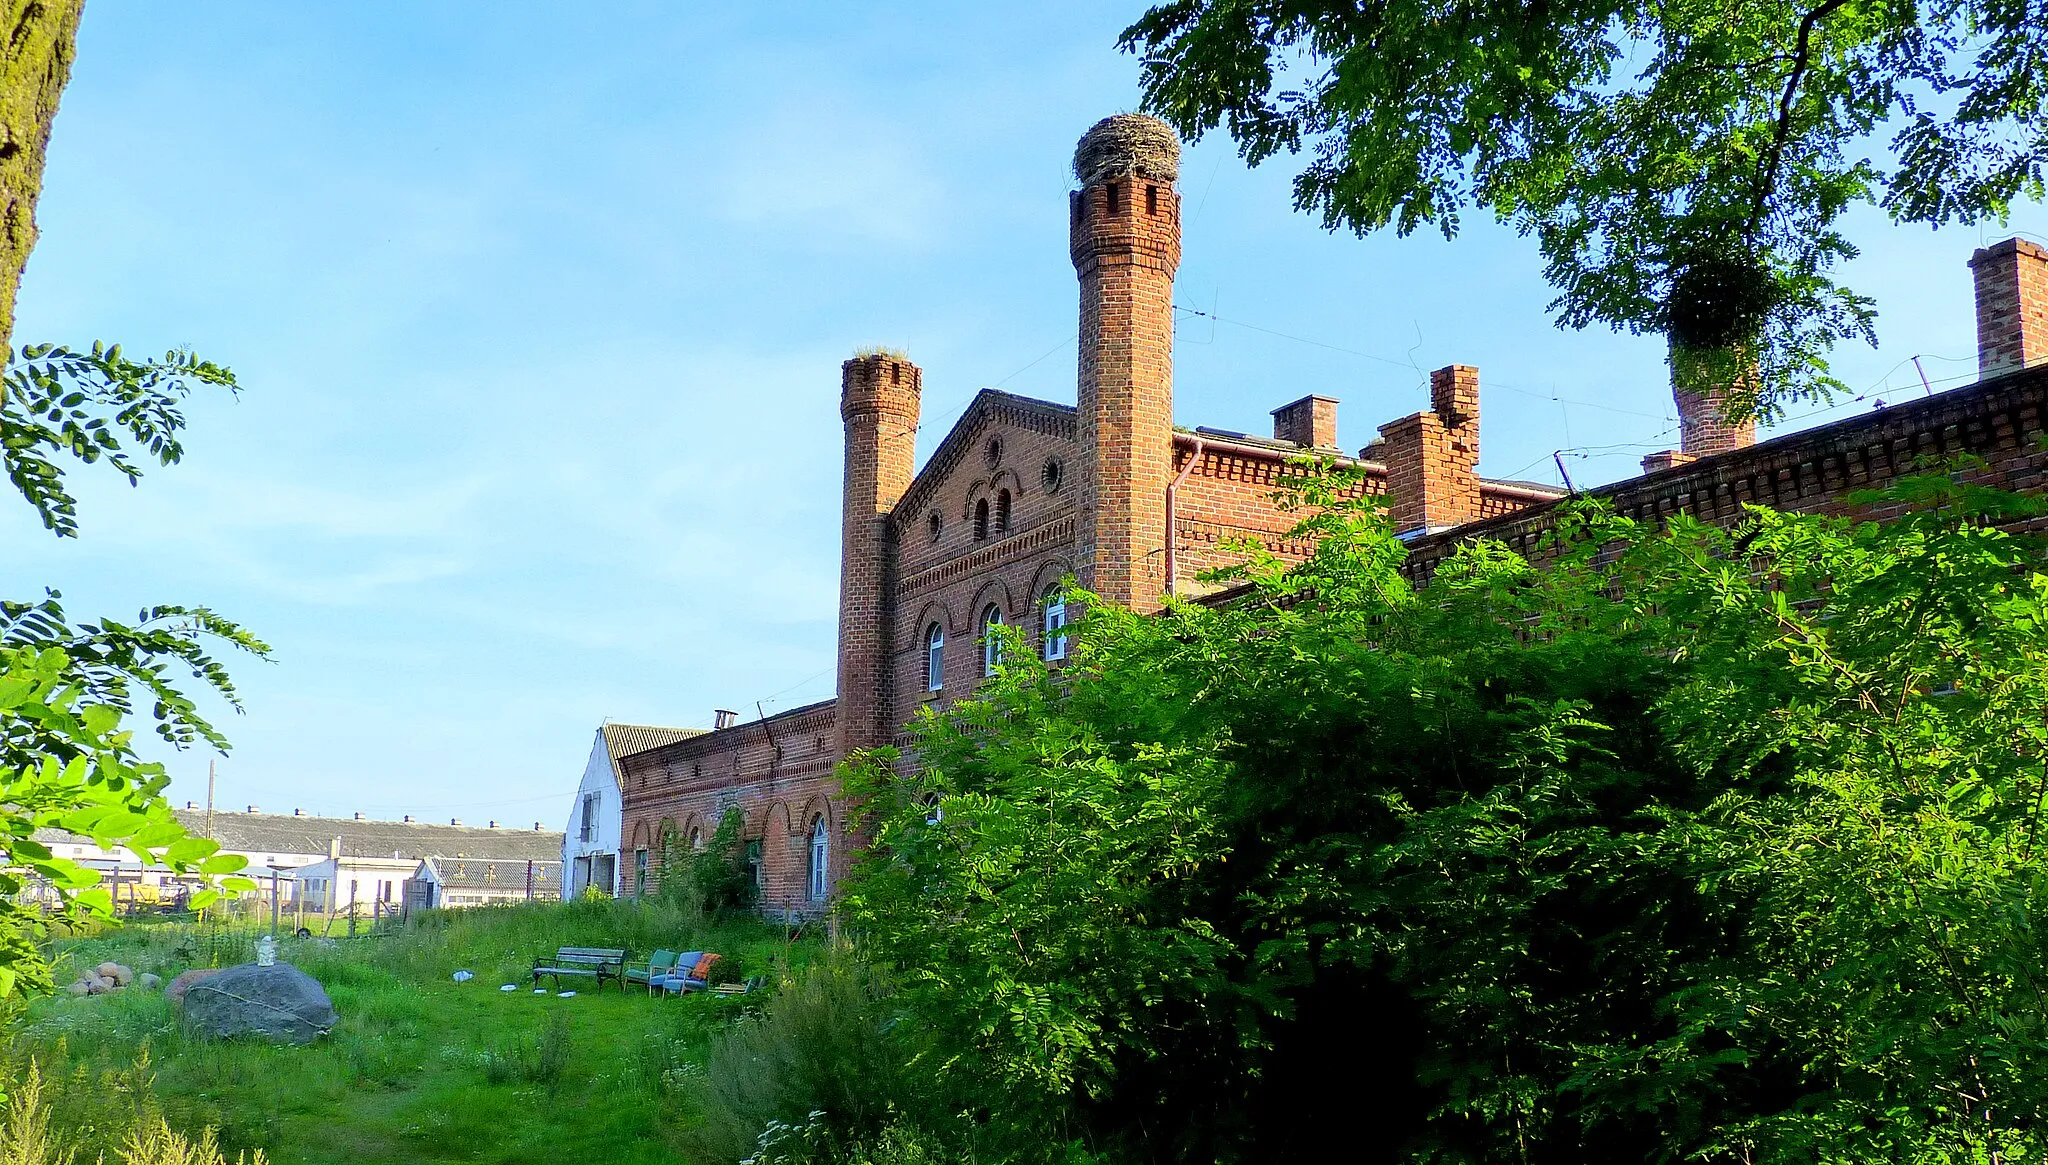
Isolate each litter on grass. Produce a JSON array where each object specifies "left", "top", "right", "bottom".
[
  {"left": 500, "top": 983, "right": 518, "bottom": 992},
  {"left": 533, "top": 988, "right": 546, "bottom": 994},
  {"left": 451, "top": 970, "right": 474, "bottom": 982},
  {"left": 556, "top": 991, "right": 576, "bottom": 998}
]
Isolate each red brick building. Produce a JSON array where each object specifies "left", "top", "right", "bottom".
[{"left": 616, "top": 117, "right": 2048, "bottom": 917}]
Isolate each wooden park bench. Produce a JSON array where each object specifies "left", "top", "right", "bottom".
[{"left": 531, "top": 946, "right": 626, "bottom": 992}]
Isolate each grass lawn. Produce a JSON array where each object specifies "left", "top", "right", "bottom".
[{"left": 8, "top": 900, "right": 816, "bottom": 1165}]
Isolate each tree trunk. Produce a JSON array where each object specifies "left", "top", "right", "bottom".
[{"left": 0, "top": 0, "right": 84, "bottom": 351}]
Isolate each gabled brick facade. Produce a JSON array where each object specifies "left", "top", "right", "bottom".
[{"left": 616, "top": 112, "right": 2048, "bottom": 917}]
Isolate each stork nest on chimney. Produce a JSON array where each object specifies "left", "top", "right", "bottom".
[{"left": 1073, "top": 113, "right": 1181, "bottom": 187}]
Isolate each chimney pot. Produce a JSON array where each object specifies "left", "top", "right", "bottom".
[
  {"left": 293, "top": 808, "right": 304, "bottom": 817},
  {"left": 450, "top": 818, "right": 462, "bottom": 826},
  {"left": 533, "top": 821, "right": 543, "bottom": 831},
  {"left": 184, "top": 801, "right": 197, "bottom": 810},
  {"left": 713, "top": 709, "right": 739, "bottom": 730},
  {"left": 488, "top": 819, "right": 499, "bottom": 828},
  {"left": 403, "top": 815, "right": 413, "bottom": 823},
  {"left": 353, "top": 812, "right": 363, "bottom": 820},
  {"left": 246, "top": 805, "right": 259, "bottom": 814},
  {"left": 1971, "top": 237, "right": 2048, "bottom": 378},
  {"left": 1271, "top": 395, "right": 1340, "bottom": 449}
]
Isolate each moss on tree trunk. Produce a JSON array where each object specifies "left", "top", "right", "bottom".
[{"left": 0, "top": 0, "right": 83, "bottom": 349}]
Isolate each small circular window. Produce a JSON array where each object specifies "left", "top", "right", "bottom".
[
  {"left": 985, "top": 437, "right": 1003, "bottom": 468},
  {"left": 927, "top": 510, "right": 942, "bottom": 542},
  {"left": 1041, "top": 457, "right": 1064, "bottom": 493}
]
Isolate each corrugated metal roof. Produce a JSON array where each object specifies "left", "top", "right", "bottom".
[{"left": 598, "top": 723, "right": 702, "bottom": 781}]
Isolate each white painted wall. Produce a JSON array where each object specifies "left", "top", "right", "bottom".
[
  {"left": 561, "top": 729, "right": 623, "bottom": 898},
  {"left": 288, "top": 855, "right": 417, "bottom": 914}
]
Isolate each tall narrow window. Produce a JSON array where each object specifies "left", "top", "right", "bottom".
[
  {"left": 995, "top": 489, "right": 1012, "bottom": 533},
  {"left": 1042, "top": 585, "right": 1069, "bottom": 661},
  {"left": 808, "top": 816, "right": 829, "bottom": 902},
  {"left": 982, "top": 604, "right": 1005, "bottom": 676},
  {"left": 634, "top": 848, "right": 649, "bottom": 897},
  {"left": 925, "top": 623, "right": 944, "bottom": 691},
  {"left": 973, "top": 498, "right": 990, "bottom": 540}
]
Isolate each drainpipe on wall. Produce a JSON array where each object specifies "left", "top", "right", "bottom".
[{"left": 1163, "top": 437, "right": 1205, "bottom": 596}]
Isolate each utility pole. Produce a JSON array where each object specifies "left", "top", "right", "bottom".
[{"left": 269, "top": 867, "right": 280, "bottom": 935}]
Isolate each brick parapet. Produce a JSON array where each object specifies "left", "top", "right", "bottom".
[{"left": 1402, "top": 363, "right": 2048, "bottom": 583}]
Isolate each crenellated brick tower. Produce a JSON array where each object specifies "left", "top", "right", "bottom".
[
  {"left": 836, "top": 351, "right": 921, "bottom": 759},
  {"left": 1071, "top": 114, "right": 1181, "bottom": 612}
]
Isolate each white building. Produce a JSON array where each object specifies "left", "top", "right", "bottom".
[{"left": 563, "top": 723, "right": 699, "bottom": 898}]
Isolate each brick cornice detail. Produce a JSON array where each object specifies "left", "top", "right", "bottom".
[{"left": 899, "top": 514, "right": 1079, "bottom": 599}]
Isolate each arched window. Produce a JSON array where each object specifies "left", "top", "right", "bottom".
[
  {"left": 1042, "top": 585, "right": 1069, "bottom": 661},
  {"left": 995, "top": 489, "right": 1012, "bottom": 533},
  {"left": 973, "top": 497, "right": 990, "bottom": 541},
  {"left": 925, "top": 623, "right": 944, "bottom": 691},
  {"left": 981, "top": 604, "right": 1005, "bottom": 676},
  {"left": 808, "top": 816, "right": 829, "bottom": 902},
  {"left": 687, "top": 827, "right": 703, "bottom": 851}
]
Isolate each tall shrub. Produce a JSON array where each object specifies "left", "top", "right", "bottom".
[{"left": 842, "top": 461, "right": 2048, "bottom": 1164}]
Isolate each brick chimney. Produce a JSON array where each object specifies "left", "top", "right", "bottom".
[
  {"left": 837, "top": 351, "right": 920, "bottom": 758},
  {"left": 1072, "top": 114, "right": 1181, "bottom": 612},
  {"left": 1971, "top": 237, "right": 2048, "bottom": 378},
  {"left": 1673, "top": 377, "right": 1758, "bottom": 456},
  {"left": 1271, "top": 395, "right": 1339, "bottom": 449},
  {"left": 1378, "top": 365, "right": 1481, "bottom": 534}
]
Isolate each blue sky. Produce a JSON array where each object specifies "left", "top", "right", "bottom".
[{"left": 7, "top": 2, "right": 2043, "bottom": 824}]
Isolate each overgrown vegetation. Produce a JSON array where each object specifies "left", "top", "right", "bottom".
[
  {"left": 11, "top": 901, "right": 809, "bottom": 1164},
  {"left": 660, "top": 810, "right": 758, "bottom": 920},
  {"left": 824, "top": 460, "right": 2048, "bottom": 1163}
]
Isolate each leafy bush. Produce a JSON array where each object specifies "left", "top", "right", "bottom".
[
  {"left": 681, "top": 956, "right": 907, "bottom": 1165},
  {"left": 843, "top": 461, "right": 2048, "bottom": 1164},
  {"left": 663, "top": 809, "right": 757, "bottom": 919}
]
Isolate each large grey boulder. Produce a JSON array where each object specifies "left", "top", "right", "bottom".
[{"left": 179, "top": 963, "right": 336, "bottom": 1043}]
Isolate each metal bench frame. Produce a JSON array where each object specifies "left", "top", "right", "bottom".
[{"left": 531, "top": 946, "right": 627, "bottom": 992}]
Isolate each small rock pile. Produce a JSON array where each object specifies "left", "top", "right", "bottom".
[{"left": 64, "top": 961, "right": 162, "bottom": 996}]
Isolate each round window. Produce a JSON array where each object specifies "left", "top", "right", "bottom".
[
  {"left": 1041, "top": 457, "right": 1064, "bottom": 493},
  {"left": 928, "top": 510, "right": 942, "bottom": 542},
  {"left": 985, "top": 437, "right": 1004, "bottom": 468}
]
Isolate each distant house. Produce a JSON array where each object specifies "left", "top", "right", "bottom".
[
  {"left": 563, "top": 723, "right": 699, "bottom": 899},
  {"left": 411, "top": 855, "right": 564, "bottom": 908},
  {"left": 33, "top": 807, "right": 563, "bottom": 919}
]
